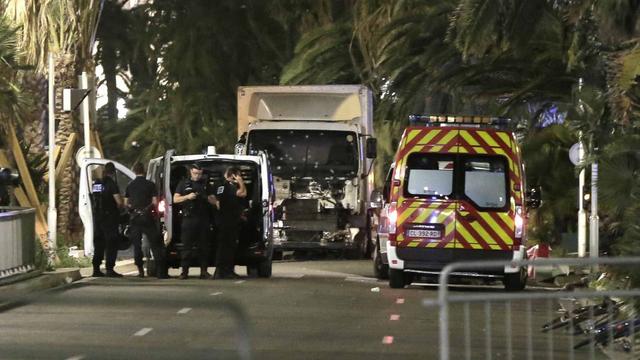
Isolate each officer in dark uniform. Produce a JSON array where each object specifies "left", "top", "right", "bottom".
[
  {"left": 213, "top": 166, "right": 247, "bottom": 279},
  {"left": 173, "top": 164, "right": 217, "bottom": 279},
  {"left": 0, "top": 184, "right": 9, "bottom": 206},
  {"left": 124, "top": 162, "right": 168, "bottom": 279},
  {"left": 92, "top": 162, "right": 124, "bottom": 277}
]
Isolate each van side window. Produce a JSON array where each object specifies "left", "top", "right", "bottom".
[
  {"left": 382, "top": 166, "right": 393, "bottom": 202},
  {"left": 463, "top": 156, "right": 508, "bottom": 209},
  {"left": 404, "top": 153, "right": 454, "bottom": 198}
]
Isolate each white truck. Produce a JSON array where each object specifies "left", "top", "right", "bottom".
[{"left": 236, "top": 85, "right": 377, "bottom": 257}]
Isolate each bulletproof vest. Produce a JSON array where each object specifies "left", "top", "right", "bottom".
[
  {"left": 182, "top": 179, "right": 207, "bottom": 217},
  {"left": 92, "top": 178, "right": 117, "bottom": 216}
]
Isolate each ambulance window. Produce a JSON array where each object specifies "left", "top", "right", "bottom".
[
  {"left": 463, "top": 156, "right": 507, "bottom": 209},
  {"left": 382, "top": 166, "right": 393, "bottom": 202},
  {"left": 405, "top": 153, "right": 453, "bottom": 198}
]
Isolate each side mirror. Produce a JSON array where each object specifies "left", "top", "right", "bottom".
[
  {"left": 366, "top": 138, "right": 377, "bottom": 159},
  {"left": 526, "top": 186, "right": 542, "bottom": 209},
  {"left": 370, "top": 190, "right": 383, "bottom": 209},
  {"left": 234, "top": 142, "right": 245, "bottom": 155}
]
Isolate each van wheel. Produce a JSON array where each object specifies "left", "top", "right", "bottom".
[
  {"left": 373, "top": 240, "right": 388, "bottom": 280},
  {"left": 503, "top": 267, "right": 527, "bottom": 291},
  {"left": 257, "top": 260, "right": 272, "bottom": 278},
  {"left": 389, "top": 269, "right": 406, "bottom": 288},
  {"left": 246, "top": 265, "right": 258, "bottom": 278},
  {"left": 146, "top": 259, "right": 156, "bottom": 278}
]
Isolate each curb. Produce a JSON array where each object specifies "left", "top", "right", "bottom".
[{"left": 0, "top": 268, "right": 82, "bottom": 306}]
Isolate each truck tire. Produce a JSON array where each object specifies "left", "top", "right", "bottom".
[
  {"left": 373, "top": 239, "right": 389, "bottom": 280},
  {"left": 503, "top": 267, "right": 527, "bottom": 291},
  {"left": 389, "top": 269, "right": 406, "bottom": 289}
]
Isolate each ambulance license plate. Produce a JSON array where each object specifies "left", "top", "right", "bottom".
[{"left": 405, "top": 229, "right": 441, "bottom": 239}]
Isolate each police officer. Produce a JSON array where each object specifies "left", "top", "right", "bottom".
[
  {"left": 173, "top": 164, "right": 217, "bottom": 279},
  {"left": 92, "top": 162, "right": 124, "bottom": 277},
  {"left": 124, "top": 162, "right": 168, "bottom": 279},
  {"left": 0, "top": 184, "right": 9, "bottom": 206},
  {"left": 213, "top": 167, "right": 247, "bottom": 279}
]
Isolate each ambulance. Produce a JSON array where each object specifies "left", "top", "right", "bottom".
[{"left": 376, "top": 115, "right": 540, "bottom": 290}]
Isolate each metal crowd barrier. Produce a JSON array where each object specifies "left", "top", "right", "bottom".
[
  {"left": 424, "top": 257, "right": 640, "bottom": 360},
  {"left": 0, "top": 207, "right": 36, "bottom": 279}
]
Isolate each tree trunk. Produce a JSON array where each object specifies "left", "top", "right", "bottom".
[{"left": 54, "top": 53, "right": 80, "bottom": 246}]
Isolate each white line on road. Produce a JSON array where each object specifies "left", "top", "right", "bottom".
[
  {"left": 65, "top": 355, "right": 85, "bottom": 360},
  {"left": 396, "top": 298, "right": 405, "bottom": 304},
  {"left": 210, "top": 291, "right": 223, "bottom": 296},
  {"left": 382, "top": 336, "right": 394, "bottom": 345},
  {"left": 390, "top": 314, "right": 400, "bottom": 321},
  {"left": 277, "top": 273, "right": 305, "bottom": 279},
  {"left": 234, "top": 280, "right": 246, "bottom": 284},
  {"left": 133, "top": 328, "right": 153, "bottom": 337},
  {"left": 124, "top": 271, "right": 138, "bottom": 276},
  {"left": 177, "top": 307, "right": 192, "bottom": 314},
  {"left": 345, "top": 276, "right": 379, "bottom": 283}
]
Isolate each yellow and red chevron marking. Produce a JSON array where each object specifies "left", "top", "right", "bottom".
[
  {"left": 395, "top": 200, "right": 456, "bottom": 249},
  {"left": 455, "top": 200, "right": 514, "bottom": 251}
]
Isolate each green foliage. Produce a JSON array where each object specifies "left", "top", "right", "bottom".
[
  {"left": 522, "top": 125, "right": 577, "bottom": 245},
  {"left": 54, "top": 245, "right": 91, "bottom": 269}
]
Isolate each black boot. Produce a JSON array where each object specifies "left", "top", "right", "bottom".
[
  {"left": 91, "top": 266, "right": 105, "bottom": 277},
  {"left": 199, "top": 267, "right": 211, "bottom": 279},
  {"left": 179, "top": 267, "right": 189, "bottom": 280},
  {"left": 137, "top": 265, "right": 145, "bottom": 278}
]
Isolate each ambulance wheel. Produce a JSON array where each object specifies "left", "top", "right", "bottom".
[
  {"left": 373, "top": 240, "right": 388, "bottom": 280},
  {"left": 389, "top": 269, "right": 406, "bottom": 288},
  {"left": 503, "top": 267, "right": 527, "bottom": 291}
]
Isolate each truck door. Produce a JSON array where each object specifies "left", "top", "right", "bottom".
[
  {"left": 162, "top": 150, "right": 176, "bottom": 243},
  {"left": 78, "top": 158, "right": 135, "bottom": 256},
  {"left": 259, "top": 151, "right": 274, "bottom": 252}
]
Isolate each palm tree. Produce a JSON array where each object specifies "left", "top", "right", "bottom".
[{"left": 5, "top": 0, "right": 104, "bottom": 245}]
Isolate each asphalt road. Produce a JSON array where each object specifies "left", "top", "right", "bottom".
[{"left": 0, "top": 260, "right": 607, "bottom": 359}]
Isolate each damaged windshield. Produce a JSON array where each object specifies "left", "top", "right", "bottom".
[{"left": 247, "top": 129, "right": 358, "bottom": 178}]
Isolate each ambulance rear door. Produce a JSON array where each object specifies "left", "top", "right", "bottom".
[
  {"left": 394, "top": 128, "right": 460, "bottom": 263},
  {"left": 454, "top": 129, "right": 516, "bottom": 260}
]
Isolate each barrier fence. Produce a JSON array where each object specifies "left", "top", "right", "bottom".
[
  {"left": 424, "top": 257, "right": 640, "bottom": 360},
  {"left": 0, "top": 207, "right": 36, "bottom": 279}
]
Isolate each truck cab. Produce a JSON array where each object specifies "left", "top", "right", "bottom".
[
  {"left": 78, "top": 147, "right": 275, "bottom": 277},
  {"left": 236, "top": 85, "right": 377, "bottom": 257}
]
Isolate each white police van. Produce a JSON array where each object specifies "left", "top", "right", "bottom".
[{"left": 79, "top": 146, "right": 275, "bottom": 277}]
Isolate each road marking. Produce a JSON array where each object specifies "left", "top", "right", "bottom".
[
  {"left": 124, "top": 271, "right": 138, "bottom": 276},
  {"left": 277, "top": 273, "right": 304, "bottom": 279},
  {"left": 390, "top": 314, "right": 400, "bottom": 321},
  {"left": 396, "top": 298, "right": 405, "bottom": 304},
  {"left": 234, "top": 280, "right": 245, "bottom": 284},
  {"left": 133, "top": 328, "right": 153, "bottom": 337},
  {"left": 345, "top": 276, "right": 379, "bottom": 284},
  {"left": 177, "top": 307, "right": 192, "bottom": 314},
  {"left": 65, "top": 356, "right": 85, "bottom": 360},
  {"left": 210, "top": 291, "right": 223, "bottom": 296},
  {"left": 382, "top": 336, "right": 394, "bottom": 345}
]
